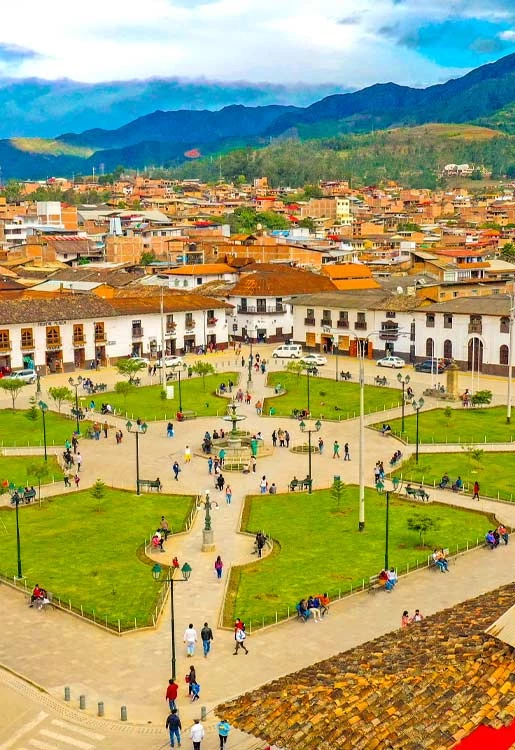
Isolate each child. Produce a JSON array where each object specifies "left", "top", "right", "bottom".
[{"left": 190, "top": 680, "right": 200, "bottom": 701}]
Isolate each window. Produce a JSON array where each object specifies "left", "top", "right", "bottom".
[
  {"left": 21, "top": 328, "right": 33, "bottom": 348},
  {"left": 239, "top": 298, "right": 247, "bottom": 312},
  {"left": 444, "top": 315, "right": 453, "bottom": 329},
  {"left": 196, "top": 277, "right": 202, "bottom": 285},
  {"left": 46, "top": 326, "right": 60, "bottom": 346},
  {"left": 132, "top": 320, "right": 143, "bottom": 337},
  {"left": 425, "top": 338, "right": 434, "bottom": 357},
  {"left": 426, "top": 314, "right": 435, "bottom": 328},
  {"left": 500, "top": 344, "right": 509, "bottom": 365},
  {"left": 185, "top": 313, "right": 194, "bottom": 327},
  {"left": 256, "top": 299, "right": 267, "bottom": 313},
  {"left": 94, "top": 322, "right": 105, "bottom": 341},
  {"left": 500, "top": 317, "right": 510, "bottom": 334},
  {"left": 443, "top": 339, "right": 453, "bottom": 359},
  {"left": 386, "top": 311, "right": 396, "bottom": 319},
  {"left": 0, "top": 330, "right": 9, "bottom": 350},
  {"left": 73, "top": 324, "right": 84, "bottom": 343}
]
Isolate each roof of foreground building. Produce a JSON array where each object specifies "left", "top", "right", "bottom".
[{"left": 217, "top": 583, "right": 515, "bottom": 750}]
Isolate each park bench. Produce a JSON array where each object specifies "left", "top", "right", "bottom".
[
  {"left": 374, "top": 375, "right": 388, "bottom": 386},
  {"left": 389, "top": 454, "right": 402, "bottom": 467},
  {"left": 70, "top": 408, "right": 86, "bottom": 420},
  {"left": 340, "top": 371, "right": 352, "bottom": 381},
  {"left": 368, "top": 575, "right": 387, "bottom": 594},
  {"left": 406, "top": 486, "right": 430, "bottom": 502},
  {"left": 128, "top": 377, "right": 141, "bottom": 386},
  {"left": 23, "top": 488, "right": 36, "bottom": 503},
  {"left": 289, "top": 477, "right": 313, "bottom": 492},
  {"left": 137, "top": 479, "right": 162, "bottom": 493},
  {"left": 177, "top": 410, "right": 197, "bottom": 422},
  {"left": 429, "top": 548, "right": 451, "bottom": 571}
]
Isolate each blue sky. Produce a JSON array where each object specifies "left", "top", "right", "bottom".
[{"left": 1, "top": 0, "right": 515, "bottom": 89}]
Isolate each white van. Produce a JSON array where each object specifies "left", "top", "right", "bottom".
[{"left": 272, "top": 344, "right": 303, "bottom": 359}]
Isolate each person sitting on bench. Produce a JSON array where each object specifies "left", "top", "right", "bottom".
[
  {"left": 297, "top": 599, "right": 310, "bottom": 621},
  {"left": 452, "top": 476, "right": 463, "bottom": 492},
  {"left": 432, "top": 549, "right": 449, "bottom": 572},
  {"left": 152, "top": 531, "right": 164, "bottom": 551},
  {"left": 379, "top": 570, "right": 395, "bottom": 591},
  {"left": 380, "top": 423, "right": 392, "bottom": 435},
  {"left": 439, "top": 473, "right": 450, "bottom": 489}
]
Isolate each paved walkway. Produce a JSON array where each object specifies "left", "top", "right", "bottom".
[{"left": 1, "top": 353, "right": 515, "bottom": 743}]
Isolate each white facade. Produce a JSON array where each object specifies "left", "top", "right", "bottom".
[{"left": 228, "top": 294, "right": 292, "bottom": 343}]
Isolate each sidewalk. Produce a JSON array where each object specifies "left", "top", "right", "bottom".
[{"left": 1, "top": 362, "right": 515, "bottom": 736}]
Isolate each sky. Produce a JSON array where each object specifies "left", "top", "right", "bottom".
[{"left": 1, "top": 0, "right": 515, "bottom": 89}]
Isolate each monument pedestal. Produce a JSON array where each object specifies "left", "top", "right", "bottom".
[{"left": 202, "top": 528, "right": 215, "bottom": 552}]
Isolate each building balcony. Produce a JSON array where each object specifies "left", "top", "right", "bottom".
[
  {"left": 354, "top": 321, "right": 367, "bottom": 331},
  {"left": 166, "top": 324, "right": 177, "bottom": 334},
  {"left": 185, "top": 321, "right": 196, "bottom": 330},
  {"left": 94, "top": 333, "right": 107, "bottom": 343},
  {"left": 131, "top": 327, "right": 144, "bottom": 338},
  {"left": 337, "top": 320, "right": 349, "bottom": 329},
  {"left": 73, "top": 337, "right": 87, "bottom": 348},
  {"left": 0, "top": 341, "right": 11, "bottom": 353},
  {"left": 304, "top": 317, "right": 316, "bottom": 326},
  {"left": 20, "top": 341, "right": 34, "bottom": 351},
  {"left": 379, "top": 329, "right": 399, "bottom": 341},
  {"left": 320, "top": 319, "right": 332, "bottom": 328},
  {"left": 46, "top": 340, "right": 62, "bottom": 350},
  {"left": 468, "top": 322, "right": 482, "bottom": 334},
  {"left": 206, "top": 317, "right": 218, "bottom": 327},
  {"left": 237, "top": 305, "right": 285, "bottom": 314}
]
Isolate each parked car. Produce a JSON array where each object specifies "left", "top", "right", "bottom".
[
  {"left": 414, "top": 360, "right": 445, "bottom": 374},
  {"left": 10, "top": 368, "right": 37, "bottom": 384},
  {"left": 300, "top": 354, "right": 327, "bottom": 366},
  {"left": 155, "top": 356, "right": 184, "bottom": 368},
  {"left": 272, "top": 344, "right": 303, "bottom": 359},
  {"left": 376, "top": 356, "right": 405, "bottom": 369}
]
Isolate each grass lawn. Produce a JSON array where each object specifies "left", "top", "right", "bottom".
[
  {"left": 371, "top": 406, "right": 514, "bottom": 444},
  {"left": 394, "top": 452, "right": 515, "bottom": 502},
  {"left": 263, "top": 372, "right": 402, "bottom": 420},
  {"left": 225, "top": 487, "right": 492, "bottom": 627},
  {"left": 0, "top": 488, "right": 194, "bottom": 629},
  {"left": 104, "top": 373, "right": 238, "bottom": 420},
  {"left": 0, "top": 456, "right": 61, "bottom": 488},
  {"left": 0, "top": 409, "right": 92, "bottom": 447}
]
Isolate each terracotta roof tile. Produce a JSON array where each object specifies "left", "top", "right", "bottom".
[{"left": 230, "top": 268, "right": 336, "bottom": 297}]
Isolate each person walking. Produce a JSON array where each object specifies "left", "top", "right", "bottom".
[
  {"left": 216, "top": 473, "right": 225, "bottom": 492},
  {"left": 167, "top": 422, "right": 175, "bottom": 438},
  {"left": 63, "top": 472, "right": 71, "bottom": 488},
  {"left": 318, "top": 437, "right": 324, "bottom": 455},
  {"left": 207, "top": 456, "right": 213, "bottom": 475},
  {"left": 333, "top": 440, "right": 340, "bottom": 459},
  {"left": 260, "top": 475, "right": 268, "bottom": 494},
  {"left": 214, "top": 556, "right": 223, "bottom": 580},
  {"left": 225, "top": 485, "right": 232, "bottom": 505},
  {"left": 187, "top": 665, "right": 196, "bottom": 696},
  {"left": 272, "top": 430, "right": 277, "bottom": 448},
  {"left": 165, "top": 709, "right": 182, "bottom": 748},
  {"left": 473, "top": 480, "right": 480, "bottom": 501},
  {"left": 76, "top": 451, "right": 82, "bottom": 472},
  {"left": 285, "top": 430, "right": 290, "bottom": 448},
  {"left": 217, "top": 719, "right": 231, "bottom": 749},
  {"left": 344, "top": 442, "right": 351, "bottom": 461},
  {"left": 71, "top": 435, "right": 79, "bottom": 454},
  {"left": 190, "top": 719, "right": 204, "bottom": 750},
  {"left": 74, "top": 473, "right": 80, "bottom": 489},
  {"left": 201, "top": 622, "right": 214, "bottom": 657},
  {"left": 234, "top": 626, "right": 248, "bottom": 655},
  {"left": 165, "top": 678, "right": 178, "bottom": 711},
  {"left": 250, "top": 455, "right": 257, "bottom": 473},
  {"left": 173, "top": 461, "right": 181, "bottom": 481},
  {"left": 103, "top": 421, "right": 109, "bottom": 439},
  {"left": 218, "top": 448, "right": 226, "bottom": 467},
  {"left": 184, "top": 623, "right": 197, "bottom": 656},
  {"left": 184, "top": 445, "right": 191, "bottom": 463}
]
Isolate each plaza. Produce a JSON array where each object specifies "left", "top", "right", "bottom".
[{"left": 1, "top": 346, "right": 515, "bottom": 750}]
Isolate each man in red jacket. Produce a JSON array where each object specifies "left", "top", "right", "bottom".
[{"left": 165, "top": 678, "right": 178, "bottom": 711}]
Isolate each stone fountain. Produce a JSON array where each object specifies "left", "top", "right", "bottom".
[{"left": 223, "top": 399, "right": 247, "bottom": 450}]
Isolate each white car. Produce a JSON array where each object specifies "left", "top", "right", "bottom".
[
  {"left": 300, "top": 354, "right": 327, "bottom": 366},
  {"left": 155, "top": 356, "right": 184, "bottom": 369},
  {"left": 10, "top": 368, "right": 37, "bottom": 384},
  {"left": 376, "top": 356, "right": 405, "bottom": 369}
]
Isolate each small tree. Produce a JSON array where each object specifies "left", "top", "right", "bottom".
[
  {"left": 48, "top": 386, "right": 73, "bottom": 414},
  {"left": 191, "top": 361, "right": 215, "bottom": 391},
  {"left": 443, "top": 405, "right": 452, "bottom": 426},
  {"left": 114, "top": 380, "right": 135, "bottom": 410},
  {"left": 407, "top": 514, "right": 439, "bottom": 547},
  {"left": 26, "top": 396, "right": 40, "bottom": 421},
  {"left": 91, "top": 477, "right": 106, "bottom": 511},
  {"left": 115, "top": 358, "right": 147, "bottom": 381},
  {"left": 470, "top": 390, "right": 492, "bottom": 407},
  {"left": 331, "top": 476, "right": 346, "bottom": 511},
  {"left": 27, "top": 461, "right": 50, "bottom": 505},
  {"left": 0, "top": 378, "right": 28, "bottom": 408},
  {"left": 286, "top": 361, "right": 304, "bottom": 378}
]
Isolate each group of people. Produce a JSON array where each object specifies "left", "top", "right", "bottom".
[
  {"left": 431, "top": 549, "right": 450, "bottom": 572},
  {"left": 297, "top": 594, "right": 330, "bottom": 622},
  {"left": 378, "top": 568, "right": 398, "bottom": 591},
  {"left": 29, "top": 584, "right": 49, "bottom": 608},
  {"left": 485, "top": 525, "right": 509, "bottom": 548},
  {"left": 401, "top": 609, "right": 424, "bottom": 627},
  {"left": 271, "top": 428, "right": 290, "bottom": 448},
  {"left": 218, "top": 380, "right": 235, "bottom": 394},
  {"left": 438, "top": 474, "right": 464, "bottom": 492},
  {"left": 390, "top": 450, "right": 402, "bottom": 466}
]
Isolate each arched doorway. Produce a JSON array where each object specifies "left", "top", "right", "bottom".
[
  {"left": 500, "top": 344, "right": 509, "bottom": 366},
  {"left": 443, "top": 339, "right": 453, "bottom": 360},
  {"left": 425, "top": 338, "right": 434, "bottom": 358},
  {"left": 467, "top": 338, "right": 483, "bottom": 371}
]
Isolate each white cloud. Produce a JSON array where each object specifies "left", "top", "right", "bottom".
[
  {"left": 500, "top": 29, "right": 515, "bottom": 41},
  {"left": 0, "top": 0, "right": 510, "bottom": 86}
]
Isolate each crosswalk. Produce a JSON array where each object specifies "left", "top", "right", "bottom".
[{"left": 1, "top": 714, "right": 105, "bottom": 750}]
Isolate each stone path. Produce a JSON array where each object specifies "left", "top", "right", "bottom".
[{"left": 1, "top": 350, "right": 515, "bottom": 745}]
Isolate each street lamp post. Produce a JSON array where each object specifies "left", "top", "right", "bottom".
[
  {"left": 170, "top": 364, "right": 185, "bottom": 412},
  {"left": 152, "top": 562, "right": 192, "bottom": 679},
  {"left": 9, "top": 484, "right": 24, "bottom": 579},
  {"left": 396, "top": 373, "right": 411, "bottom": 433},
  {"left": 507, "top": 291, "right": 515, "bottom": 424},
  {"left": 299, "top": 419, "right": 322, "bottom": 494},
  {"left": 198, "top": 489, "right": 219, "bottom": 551},
  {"left": 385, "top": 490, "right": 390, "bottom": 571},
  {"left": 38, "top": 400, "right": 48, "bottom": 462},
  {"left": 358, "top": 339, "right": 365, "bottom": 531},
  {"left": 412, "top": 397, "right": 424, "bottom": 464},
  {"left": 68, "top": 376, "right": 83, "bottom": 436},
  {"left": 126, "top": 420, "right": 148, "bottom": 495}
]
